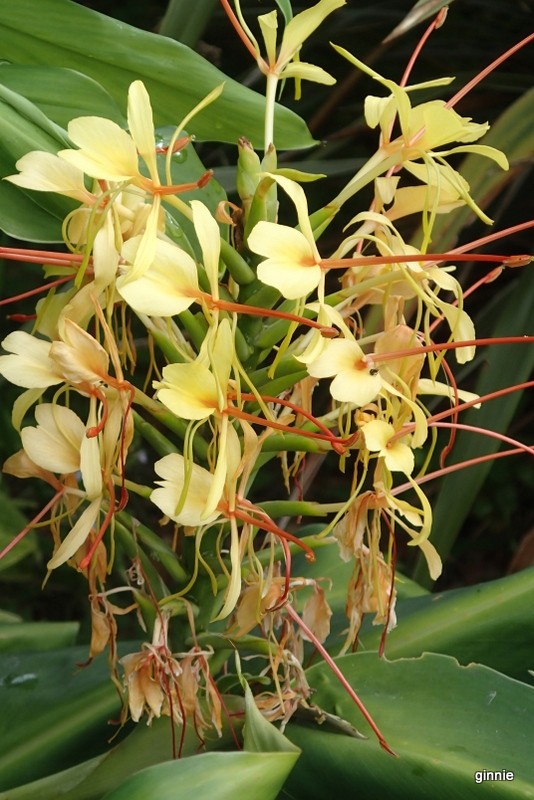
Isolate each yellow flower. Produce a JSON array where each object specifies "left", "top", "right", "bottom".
[
  {"left": 332, "top": 49, "right": 508, "bottom": 221},
  {"left": 117, "top": 236, "right": 200, "bottom": 317},
  {"left": 256, "top": 0, "right": 344, "bottom": 85},
  {"left": 305, "top": 338, "right": 382, "bottom": 406},
  {"left": 247, "top": 174, "right": 323, "bottom": 299},
  {"left": 361, "top": 419, "right": 414, "bottom": 475},
  {"left": 151, "top": 454, "right": 222, "bottom": 527},
  {"left": 154, "top": 319, "right": 233, "bottom": 420}
]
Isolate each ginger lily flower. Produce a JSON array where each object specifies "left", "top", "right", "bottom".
[
  {"left": 305, "top": 337, "right": 382, "bottom": 406},
  {"left": 151, "top": 454, "right": 222, "bottom": 528},
  {"left": 59, "top": 81, "right": 158, "bottom": 188},
  {"left": 117, "top": 236, "right": 200, "bottom": 317},
  {"left": 248, "top": 173, "right": 323, "bottom": 299},
  {"left": 361, "top": 420, "right": 414, "bottom": 475},
  {"left": 332, "top": 48, "right": 508, "bottom": 220}
]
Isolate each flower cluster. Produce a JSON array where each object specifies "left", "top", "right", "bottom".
[{"left": 0, "top": 0, "right": 529, "bottom": 750}]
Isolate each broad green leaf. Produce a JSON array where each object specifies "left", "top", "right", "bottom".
[
  {"left": 101, "top": 751, "right": 299, "bottom": 800},
  {"left": 0, "top": 66, "right": 126, "bottom": 128},
  {"left": 359, "top": 568, "right": 534, "bottom": 683},
  {"left": 0, "top": 646, "right": 121, "bottom": 790},
  {"left": 1, "top": 708, "right": 244, "bottom": 800},
  {"left": 0, "top": 84, "right": 75, "bottom": 240},
  {"left": 0, "top": 622, "right": 79, "bottom": 653},
  {"left": 285, "top": 652, "right": 534, "bottom": 798},
  {"left": 159, "top": 0, "right": 219, "bottom": 48},
  {"left": 0, "top": 0, "right": 314, "bottom": 150}
]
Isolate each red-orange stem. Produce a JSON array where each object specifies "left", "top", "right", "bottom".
[{"left": 284, "top": 604, "right": 397, "bottom": 756}]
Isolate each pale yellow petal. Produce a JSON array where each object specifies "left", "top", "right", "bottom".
[
  {"left": 118, "top": 237, "right": 199, "bottom": 316},
  {"left": 52, "top": 319, "right": 109, "bottom": 384},
  {"left": 127, "top": 81, "right": 158, "bottom": 183},
  {"left": 61, "top": 116, "right": 138, "bottom": 181},
  {"left": 280, "top": 0, "right": 345, "bottom": 66},
  {"left": 155, "top": 362, "right": 218, "bottom": 420},
  {"left": 307, "top": 338, "right": 363, "bottom": 379},
  {"left": 80, "top": 413, "right": 103, "bottom": 501},
  {"left": 0, "top": 332, "right": 62, "bottom": 389},
  {"left": 281, "top": 62, "right": 336, "bottom": 85},
  {"left": 330, "top": 368, "right": 381, "bottom": 405},
  {"left": 191, "top": 200, "right": 221, "bottom": 297},
  {"left": 6, "top": 151, "right": 92, "bottom": 202},
  {"left": 20, "top": 404, "right": 84, "bottom": 474},
  {"left": 151, "top": 454, "right": 220, "bottom": 526},
  {"left": 47, "top": 498, "right": 101, "bottom": 570},
  {"left": 258, "top": 258, "right": 322, "bottom": 299}
]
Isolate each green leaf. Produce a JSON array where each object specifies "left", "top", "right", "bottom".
[
  {"left": 0, "top": 84, "right": 75, "bottom": 240},
  {"left": 285, "top": 652, "right": 534, "bottom": 798},
  {"left": 0, "top": 622, "right": 79, "bottom": 653},
  {"left": 0, "top": 0, "right": 314, "bottom": 150},
  {"left": 101, "top": 751, "right": 299, "bottom": 800},
  {"left": 359, "top": 568, "right": 534, "bottom": 683},
  {"left": 0, "top": 646, "right": 121, "bottom": 790},
  {"left": 1, "top": 701, "right": 245, "bottom": 800},
  {"left": 0, "top": 66, "right": 126, "bottom": 128}
]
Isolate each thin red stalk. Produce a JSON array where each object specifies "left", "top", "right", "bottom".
[
  {"left": 284, "top": 603, "right": 397, "bottom": 756},
  {"left": 446, "top": 32, "right": 534, "bottom": 109},
  {"left": 225, "top": 406, "right": 345, "bottom": 453},
  {"left": 0, "top": 247, "right": 85, "bottom": 266},
  {"left": 212, "top": 296, "right": 337, "bottom": 335},
  {"left": 451, "top": 220, "right": 534, "bottom": 253},
  {"left": 436, "top": 357, "right": 459, "bottom": 466},
  {"left": 429, "top": 421, "right": 534, "bottom": 458},
  {"left": 0, "top": 276, "right": 73, "bottom": 306},
  {"left": 399, "top": 7, "right": 447, "bottom": 88},
  {"left": 428, "top": 380, "right": 534, "bottom": 425},
  {"left": 219, "top": 0, "right": 264, "bottom": 64},
  {"left": 235, "top": 391, "right": 340, "bottom": 442},
  {"left": 231, "top": 506, "right": 315, "bottom": 561},
  {"left": 0, "top": 489, "right": 65, "bottom": 561},
  {"left": 371, "top": 336, "right": 534, "bottom": 364},
  {"left": 323, "top": 252, "right": 530, "bottom": 269},
  {"left": 209, "top": 674, "right": 242, "bottom": 750},
  {"left": 393, "top": 446, "right": 527, "bottom": 495}
]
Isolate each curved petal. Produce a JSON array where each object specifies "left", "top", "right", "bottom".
[
  {"left": 118, "top": 237, "right": 199, "bottom": 316},
  {"left": 155, "top": 362, "right": 218, "bottom": 420},
  {"left": 61, "top": 116, "right": 138, "bottom": 181},
  {"left": 47, "top": 498, "right": 101, "bottom": 570},
  {"left": 0, "top": 332, "right": 62, "bottom": 389},
  {"left": 127, "top": 81, "right": 158, "bottom": 183},
  {"left": 21, "top": 404, "right": 84, "bottom": 474},
  {"left": 151, "top": 454, "right": 220, "bottom": 526},
  {"left": 6, "top": 151, "right": 92, "bottom": 202}
]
